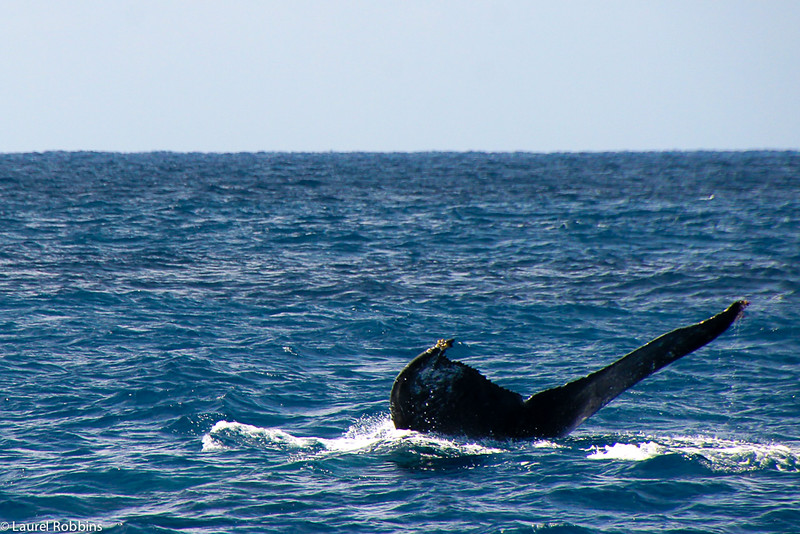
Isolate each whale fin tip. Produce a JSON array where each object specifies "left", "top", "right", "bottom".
[{"left": 436, "top": 338, "right": 454, "bottom": 349}]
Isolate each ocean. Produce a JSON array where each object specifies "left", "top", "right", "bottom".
[{"left": 0, "top": 151, "right": 798, "bottom": 533}]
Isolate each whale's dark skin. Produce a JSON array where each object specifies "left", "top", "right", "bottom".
[{"left": 390, "top": 300, "right": 749, "bottom": 439}]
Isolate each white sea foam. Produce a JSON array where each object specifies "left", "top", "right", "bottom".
[
  {"left": 201, "top": 415, "right": 505, "bottom": 457},
  {"left": 200, "top": 432, "right": 226, "bottom": 452},
  {"left": 203, "top": 420, "right": 798, "bottom": 473},
  {"left": 587, "top": 441, "right": 664, "bottom": 461},
  {"left": 587, "top": 435, "right": 800, "bottom": 472}
]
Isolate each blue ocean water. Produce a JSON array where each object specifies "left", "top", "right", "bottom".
[{"left": 0, "top": 151, "right": 798, "bottom": 533}]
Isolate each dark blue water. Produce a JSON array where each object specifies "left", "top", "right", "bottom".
[{"left": 1, "top": 151, "right": 798, "bottom": 533}]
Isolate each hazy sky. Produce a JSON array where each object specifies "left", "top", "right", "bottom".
[{"left": 2, "top": 1, "right": 798, "bottom": 153}]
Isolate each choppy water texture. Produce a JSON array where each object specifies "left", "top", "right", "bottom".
[{"left": 1, "top": 151, "right": 798, "bottom": 533}]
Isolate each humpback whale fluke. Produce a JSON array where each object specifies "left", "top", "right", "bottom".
[{"left": 390, "top": 300, "right": 749, "bottom": 439}]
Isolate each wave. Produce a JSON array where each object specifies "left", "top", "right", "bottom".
[
  {"left": 586, "top": 435, "right": 800, "bottom": 472},
  {"left": 201, "top": 414, "right": 509, "bottom": 459},
  {"left": 201, "top": 415, "right": 799, "bottom": 473}
]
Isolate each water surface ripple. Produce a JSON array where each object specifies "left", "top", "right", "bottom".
[{"left": 0, "top": 152, "right": 798, "bottom": 533}]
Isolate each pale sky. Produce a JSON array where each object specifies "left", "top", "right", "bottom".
[{"left": 2, "top": 1, "right": 798, "bottom": 153}]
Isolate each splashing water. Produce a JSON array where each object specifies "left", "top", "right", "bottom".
[
  {"left": 203, "top": 415, "right": 800, "bottom": 475},
  {"left": 202, "top": 415, "right": 507, "bottom": 458},
  {"left": 587, "top": 435, "right": 800, "bottom": 472}
]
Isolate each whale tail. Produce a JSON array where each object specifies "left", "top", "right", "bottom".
[
  {"left": 519, "top": 300, "right": 749, "bottom": 438},
  {"left": 390, "top": 300, "right": 749, "bottom": 440}
]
